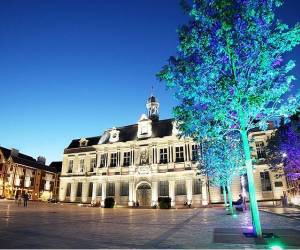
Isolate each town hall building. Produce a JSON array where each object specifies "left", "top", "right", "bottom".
[{"left": 58, "top": 95, "right": 287, "bottom": 207}]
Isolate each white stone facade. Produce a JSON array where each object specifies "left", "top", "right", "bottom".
[
  {"left": 59, "top": 135, "right": 208, "bottom": 207},
  {"left": 59, "top": 97, "right": 287, "bottom": 207}
]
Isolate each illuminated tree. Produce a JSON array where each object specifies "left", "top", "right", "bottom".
[
  {"left": 266, "top": 114, "right": 300, "bottom": 184},
  {"left": 201, "top": 135, "right": 246, "bottom": 215},
  {"left": 158, "top": 0, "right": 300, "bottom": 236}
]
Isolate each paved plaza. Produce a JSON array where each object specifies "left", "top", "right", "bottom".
[
  {"left": 260, "top": 207, "right": 300, "bottom": 221},
  {"left": 0, "top": 201, "right": 300, "bottom": 249}
]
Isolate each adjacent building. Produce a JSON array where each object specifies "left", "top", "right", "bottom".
[
  {"left": 58, "top": 95, "right": 288, "bottom": 207},
  {"left": 285, "top": 113, "right": 300, "bottom": 201},
  {"left": 0, "top": 147, "right": 61, "bottom": 201}
]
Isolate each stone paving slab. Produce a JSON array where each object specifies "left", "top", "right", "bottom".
[
  {"left": 260, "top": 207, "right": 300, "bottom": 220},
  {"left": 0, "top": 201, "right": 300, "bottom": 248},
  {"left": 214, "top": 227, "right": 300, "bottom": 247}
]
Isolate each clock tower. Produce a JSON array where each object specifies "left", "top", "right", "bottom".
[{"left": 146, "top": 94, "right": 159, "bottom": 121}]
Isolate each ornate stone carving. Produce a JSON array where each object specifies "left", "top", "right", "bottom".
[
  {"left": 140, "top": 148, "right": 148, "bottom": 165},
  {"left": 109, "top": 127, "right": 120, "bottom": 143}
]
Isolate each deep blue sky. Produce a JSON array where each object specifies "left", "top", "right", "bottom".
[{"left": 0, "top": 0, "right": 299, "bottom": 163}]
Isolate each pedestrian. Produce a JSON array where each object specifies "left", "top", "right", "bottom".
[
  {"left": 243, "top": 196, "right": 247, "bottom": 210},
  {"left": 23, "top": 192, "right": 29, "bottom": 207},
  {"left": 17, "top": 194, "right": 22, "bottom": 206},
  {"left": 233, "top": 194, "right": 244, "bottom": 212},
  {"left": 283, "top": 191, "right": 288, "bottom": 207}
]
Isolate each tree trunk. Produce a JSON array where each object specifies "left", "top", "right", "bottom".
[
  {"left": 240, "top": 128, "right": 262, "bottom": 237},
  {"left": 222, "top": 185, "right": 228, "bottom": 210},
  {"left": 227, "top": 184, "right": 234, "bottom": 215}
]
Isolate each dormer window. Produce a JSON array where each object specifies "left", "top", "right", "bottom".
[
  {"left": 79, "top": 138, "right": 88, "bottom": 147},
  {"left": 141, "top": 125, "right": 148, "bottom": 135},
  {"left": 109, "top": 127, "right": 120, "bottom": 143},
  {"left": 137, "top": 114, "right": 152, "bottom": 139}
]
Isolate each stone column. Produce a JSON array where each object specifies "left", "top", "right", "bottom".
[
  {"left": 202, "top": 178, "right": 208, "bottom": 205},
  {"left": 59, "top": 181, "right": 67, "bottom": 202},
  {"left": 188, "top": 143, "right": 192, "bottom": 161},
  {"left": 117, "top": 149, "right": 120, "bottom": 167},
  {"left": 70, "top": 182, "right": 77, "bottom": 202},
  {"left": 186, "top": 179, "right": 193, "bottom": 204},
  {"left": 130, "top": 148, "right": 134, "bottom": 166},
  {"left": 128, "top": 181, "right": 134, "bottom": 206},
  {"left": 172, "top": 145, "right": 176, "bottom": 163},
  {"left": 101, "top": 182, "right": 106, "bottom": 207},
  {"left": 92, "top": 182, "right": 97, "bottom": 202},
  {"left": 115, "top": 182, "right": 120, "bottom": 205},
  {"left": 97, "top": 152, "right": 101, "bottom": 168},
  {"left": 169, "top": 180, "right": 175, "bottom": 207},
  {"left": 120, "top": 150, "right": 124, "bottom": 167},
  {"left": 105, "top": 152, "right": 109, "bottom": 167},
  {"left": 81, "top": 182, "right": 89, "bottom": 203},
  {"left": 133, "top": 183, "right": 137, "bottom": 203},
  {"left": 151, "top": 181, "right": 158, "bottom": 206}
]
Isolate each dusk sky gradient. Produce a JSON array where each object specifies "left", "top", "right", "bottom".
[{"left": 0, "top": 0, "right": 299, "bottom": 163}]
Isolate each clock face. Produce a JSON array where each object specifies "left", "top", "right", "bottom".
[{"left": 99, "top": 131, "right": 109, "bottom": 144}]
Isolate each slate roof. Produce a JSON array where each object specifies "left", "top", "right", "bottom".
[
  {"left": 66, "top": 118, "right": 174, "bottom": 150},
  {"left": 148, "top": 96, "right": 158, "bottom": 103},
  {"left": 0, "top": 146, "right": 11, "bottom": 159},
  {"left": 0, "top": 146, "right": 57, "bottom": 173},
  {"left": 0, "top": 146, "right": 37, "bottom": 161},
  {"left": 49, "top": 161, "right": 62, "bottom": 173},
  {"left": 67, "top": 136, "right": 101, "bottom": 149}
]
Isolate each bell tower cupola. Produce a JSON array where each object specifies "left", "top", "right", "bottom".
[{"left": 146, "top": 94, "right": 159, "bottom": 121}]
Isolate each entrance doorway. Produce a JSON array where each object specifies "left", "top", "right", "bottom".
[{"left": 136, "top": 183, "right": 151, "bottom": 207}]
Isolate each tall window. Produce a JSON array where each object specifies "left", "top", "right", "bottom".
[
  {"left": 220, "top": 186, "right": 228, "bottom": 194},
  {"left": 193, "top": 179, "right": 202, "bottom": 194},
  {"left": 30, "top": 177, "right": 34, "bottom": 187},
  {"left": 123, "top": 152, "right": 131, "bottom": 167},
  {"left": 256, "top": 141, "right": 266, "bottom": 159},
  {"left": 90, "top": 158, "right": 96, "bottom": 172},
  {"left": 96, "top": 184, "right": 102, "bottom": 196},
  {"left": 77, "top": 182, "right": 82, "bottom": 197},
  {"left": 68, "top": 160, "right": 73, "bottom": 173},
  {"left": 260, "top": 171, "right": 272, "bottom": 191},
  {"left": 110, "top": 153, "right": 117, "bottom": 167},
  {"left": 88, "top": 182, "right": 93, "bottom": 197},
  {"left": 79, "top": 159, "right": 85, "bottom": 172},
  {"left": 159, "top": 148, "right": 168, "bottom": 164},
  {"left": 107, "top": 183, "right": 115, "bottom": 196},
  {"left": 175, "top": 146, "right": 184, "bottom": 162},
  {"left": 66, "top": 183, "right": 71, "bottom": 197},
  {"left": 159, "top": 181, "right": 169, "bottom": 196},
  {"left": 120, "top": 182, "right": 129, "bottom": 196},
  {"left": 100, "top": 154, "right": 105, "bottom": 168},
  {"left": 192, "top": 145, "right": 199, "bottom": 161},
  {"left": 175, "top": 180, "right": 186, "bottom": 195}
]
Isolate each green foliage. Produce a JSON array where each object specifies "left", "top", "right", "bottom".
[
  {"left": 158, "top": 197, "right": 171, "bottom": 209},
  {"left": 201, "top": 134, "right": 246, "bottom": 187},
  {"left": 158, "top": 0, "right": 300, "bottom": 236},
  {"left": 158, "top": 0, "right": 300, "bottom": 141},
  {"left": 104, "top": 197, "right": 115, "bottom": 208}
]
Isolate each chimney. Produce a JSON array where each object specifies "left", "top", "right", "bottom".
[
  {"left": 37, "top": 156, "right": 46, "bottom": 165},
  {"left": 11, "top": 148, "right": 19, "bottom": 157}
]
